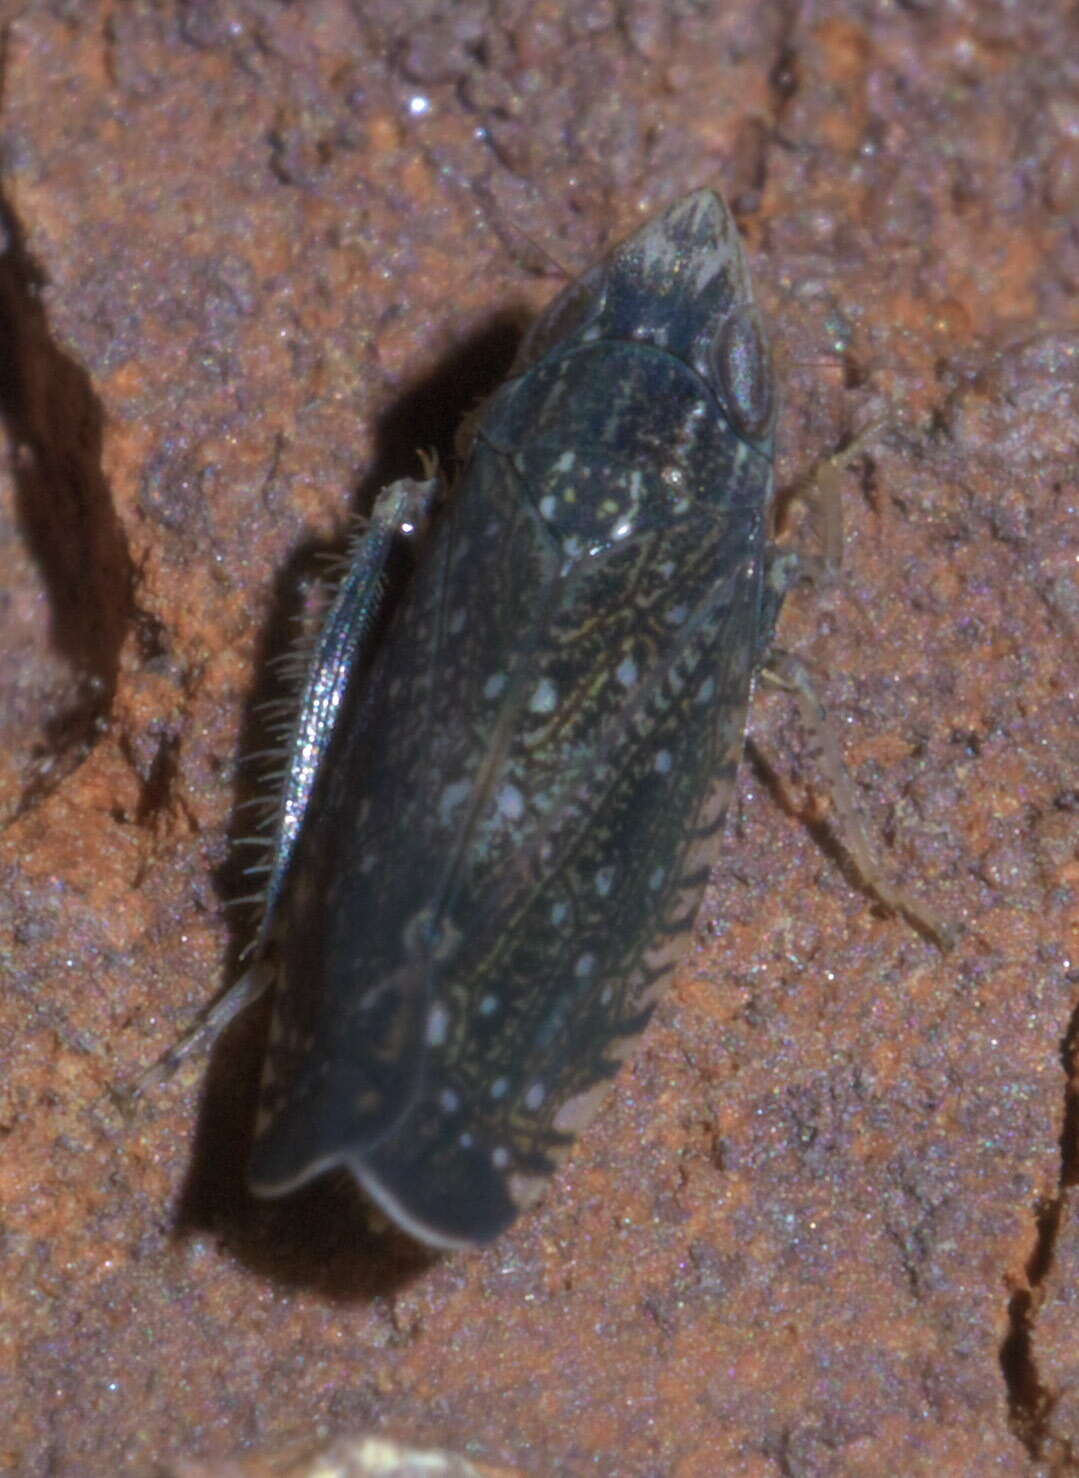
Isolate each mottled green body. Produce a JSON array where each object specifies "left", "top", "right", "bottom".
[{"left": 248, "top": 191, "right": 777, "bottom": 1247}]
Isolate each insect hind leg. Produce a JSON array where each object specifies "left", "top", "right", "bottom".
[
  {"left": 765, "top": 652, "right": 953, "bottom": 948},
  {"left": 117, "top": 960, "right": 276, "bottom": 1106},
  {"left": 759, "top": 421, "right": 954, "bottom": 949}
]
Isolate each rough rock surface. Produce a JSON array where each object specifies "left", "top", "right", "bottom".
[{"left": 1, "top": 2, "right": 1077, "bottom": 1475}]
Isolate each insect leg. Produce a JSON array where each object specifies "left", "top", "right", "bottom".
[
  {"left": 786, "top": 417, "right": 889, "bottom": 569},
  {"left": 259, "top": 469, "right": 443, "bottom": 934},
  {"left": 760, "top": 424, "right": 953, "bottom": 948},
  {"left": 123, "top": 469, "right": 443, "bottom": 1104},
  {"left": 762, "top": 419, "right": 892, "bottom": 646},
  {"left": 763, "top": 652, "right": 953, "bottom": 949},
  {"left": 120, "top": 960, "right": 276, "bottom": 1104}
]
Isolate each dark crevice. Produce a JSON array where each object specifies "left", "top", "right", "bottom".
[
  {"left": 765, "top": 2, "right": 803, "bottom": 134},
  {"left": 1058, "top": 993, "right": 1079, "bottom": 1192},
  {"left": 767, "top": 30, "right": 800, "bottom": 112},
  {"left": 0, "top": 183, "right": 134, "bottom": 817},
  {"left": 1000, "top": 1198, "right": 1060, "bottom": 1457},
  {"left": 133, "top": 732, "right": 182, "bottom": 828},
  {"left": 999, "top": 993, "right": 1079, "bottom": 1466}
]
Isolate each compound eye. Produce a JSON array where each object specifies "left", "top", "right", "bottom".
[{"left": 710, "top": 305, "right": 774, "bottom": 443}]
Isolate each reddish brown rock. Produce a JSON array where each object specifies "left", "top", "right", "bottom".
[
  {"left": 1, "top": 2, "right": 1076, "bottom": 1475},
  {"left": 168, "top": 1432, "right": 522, "bottom": 1478}
]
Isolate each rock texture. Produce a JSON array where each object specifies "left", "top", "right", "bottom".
[{"left": 1, "top": 2, "right": 1077, "bottom": 1475}]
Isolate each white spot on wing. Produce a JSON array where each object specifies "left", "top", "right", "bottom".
[
  {"left": 498, "top": 783, "right": 525, "bottom": 820},
  {"left": 426, "top": 1002, "right": 449, "bottom": 1047},
  {"left": 438, "top": 778, "right": 471, "bottom": 828},
  {"left": 529, "top": 677, "right": 558, "bottom": 714}
]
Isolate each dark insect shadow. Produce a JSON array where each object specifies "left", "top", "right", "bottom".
[
  {"left": 176, "top": 1000, "right": 440, "bottom": 1298},
  {"left": 174, "top": 311, "right": 526, "bottom": 1300}
]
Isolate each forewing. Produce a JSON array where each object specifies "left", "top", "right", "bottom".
[
  {"left": 247, "top": 432, "right": 564, "bottom": 1207},
  {"left": 351, "top": 482, "right": 768, "bottom": 1243}
]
